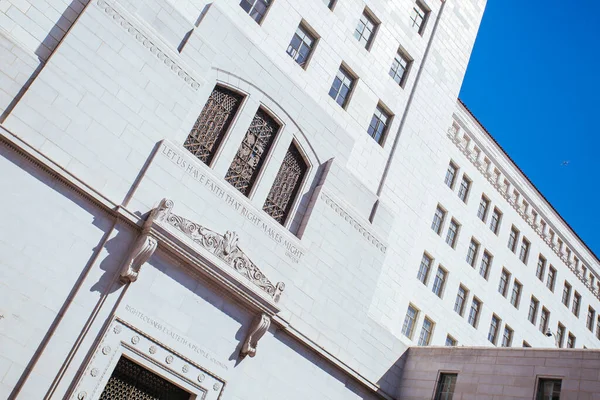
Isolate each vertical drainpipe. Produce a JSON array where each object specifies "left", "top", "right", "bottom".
[{"left": 370, "top": 0, "right": 448, "bottom": 222}]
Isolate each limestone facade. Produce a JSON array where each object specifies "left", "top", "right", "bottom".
[{"left": 0, "top": 0, "right": 597, "bottom": 399}]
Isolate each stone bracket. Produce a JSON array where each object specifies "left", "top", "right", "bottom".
[
  {"left": 119, "top": 233, "right": 158, "bottom": 283},
  {"left": 240, "top": 313, "right": 271, "bottom": 358}
]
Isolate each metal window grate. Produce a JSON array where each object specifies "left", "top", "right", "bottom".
[
  {"left": 184, "top": 86, "right": 243, "bottom": 166},
  {"left": 262, "top": 144, "right": 307, "bottom": 224},
  {"left": 100, "top": 357, "right": 190, "bottom": 400},
  {"left": 225, "top": 108, "right": 279, "bottom": 196}
]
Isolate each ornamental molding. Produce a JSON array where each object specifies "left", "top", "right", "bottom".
[
  {"left": 239, "top": 313, "right": 270, "bottom": 358},
  {"left": 150, "top": 199, "right": 285, "bottom": 309},
  {"left": 320, "top": 190, "right": 387, "bottom": 254},
  {"left": 95, "top": 0, "right": 201, "bottom": 91},
  {"left": 70, "top": 319, "right": 224, "bottom": 400},
  {"left": 120, "top": 233, "right": 158, "bottom": 283},
  {"left": 447, "top": 122, "right": 600, "bottom": 300}
]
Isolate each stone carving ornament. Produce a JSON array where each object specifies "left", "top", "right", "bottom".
[
  {"left": 240, "top": 313, "right": 271, "bottom": 358},
  {"left": 119, "top": 233, "right": 158, "bottom": 283},
  {"left": 153, "top": 199, "right": 285, "bottom": 302}
]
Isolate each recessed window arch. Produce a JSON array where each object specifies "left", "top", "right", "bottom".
[
  {"left": 225, "top": 107, "right": 280, "bottom": 196},
  {"left": 184, "top": 85, "right": 245, "bottom": 166},
  {"left": 263, "top": 141, "right": 309, "bottom": 225}
]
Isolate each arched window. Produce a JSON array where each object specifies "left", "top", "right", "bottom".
[
  {"left": 184, "top": 85, "right": 244, "bottom": 165},
  {"left": 225, "top": 108, "right": 279, "bottom": 196},
  {"left": 263, "top": 143, "right": 308, "bottom": 224}
]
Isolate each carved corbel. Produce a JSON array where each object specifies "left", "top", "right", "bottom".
[
  {"left": 120, "top": 233, "right": 158, "bottom": 283},
  {"left": 240, "top": 313, "right": 271, "bottom": 358}
]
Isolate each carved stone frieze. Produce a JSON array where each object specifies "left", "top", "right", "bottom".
[
  {"left": 240, "top": 313, "right": 271, "bottom": 358},
  {"left": 153, "top": 199, "right": 285, "bottom": 302}
]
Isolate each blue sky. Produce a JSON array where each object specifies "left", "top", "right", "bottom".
[{"left": 459, "top": 0, "right": 600, "bottom": 258}]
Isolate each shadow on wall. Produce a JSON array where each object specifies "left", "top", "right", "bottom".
[
  {"left": 0, "top": 139, "right": 131, "bottom": 399},
  {"left": 1, "top": 0, "right": 89, "bottom": 123}
]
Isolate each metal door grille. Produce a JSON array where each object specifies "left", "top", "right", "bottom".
[
  {"left": 99, "top": 357, "right": 190, "bottom": 400},
  {"left": 184, "top": 86, "right": 243, "bottom": 165},
  {"left": 263, "top": 144, "right": 307, "bottom": 224},
  {"left": 225, "top": 108, "right": 279, "bottom": 196}
]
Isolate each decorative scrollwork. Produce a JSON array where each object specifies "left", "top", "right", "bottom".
[
  {"left": 240, "top": 313, "right": 271, "bottom": 358},
  {"left": 155, "top": 199, "right": 284, "bottom": 302},
  {"left": 225, "top": 108, "right": 280, "bottom": 196},
  {"left": 263, "top": 143, "right": 308, "bottom": 225},
  {"left": 184, "top": 86, "right": 244, "bottom": 165}
]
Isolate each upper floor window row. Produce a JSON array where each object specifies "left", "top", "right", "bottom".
[
  {"left": 354, "top": 9, "right": 379, "bottom": 50},
  {"left": 184, "top": 85, "right": 308, "bottom": 227},
  {"left": 243, "top": 2, "right": 420, "bottom": 91}
]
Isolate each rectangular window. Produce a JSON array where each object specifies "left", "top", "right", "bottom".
[
  {"left": 477, "top": 196, "right": 490, "bottom": 221},
  {"left": 557, "top": 323, "right": 565, "bottom": 348},
  {"left": 567, "top": 333, "right": 576, "bottom": 348},
  {"left": 587, "top": 307, "right": 595, "bottom": 332},
  {"left": 354, "top": 9, "right": 378, "bottom": 50},
  {"left": 572, "top": 292, "right": 581, "bottom": 317},
  {"left": 546, "top": 266, "right": 556, "bottom": 292},
  {"left": 457, "top": 175, "right": 471, "bottom": 203},
  {"left": 323, "top": 0, "right": 335, "bottom": 9},
  {"left": 418, "top": 317, "right": 434, "bottom": 346},
  {"left": 536, "top": 378, "right": 562, "bottom": 400},
  {"left": 562, "top": 281, "right": 571, "bottom": 306},
  {"left": 479, "top": 251, "right": 492, "bottom": 280},
  {"left": 454, "top": 285, "right": 468, "bottom": 316},
  {"left": 402, "top": 305, "right": 419, "bottom": 339},
  {"left": 445, "top": 219, "right": 460, "bottom": 248},
  {"left": 466, "top": 239, "right": 479, "bottom": 267},
  {"left": 498, "top": 269, "right": 510, "bottom": 297},
  {"left": 468, "top": 298, "right": 481, "bottom": 327},
  {"left": 508, "top": 226, "right": 519, "bottom": 252},
  {"left": 510, "top": 280, "right": 522, "bottom": 308},
  {"left": 367, "top": 105, "right": 391, "bottom": 144},
  {"left": 597, "top": 316, "right": 600, "bottom": 340},
  {"left": 519, "top": 238, "right": 530, "bottom": 264},
  {"left": 417, "top": 253, "right": 432, "bottom": 284},
  {"left": 488, "top": 315, "right": 500, "bottom": 344},
  {"left": 328, "top": 66, "right": 355, "bottom": 108},
  {"left": 432, "top": 267, "right": 447, "bottom": 298},
  {"left": 389, "top": 49, "right": 412, "bottom": 87},
  {"left": 431, "top": 206, "right": 446, "bottom": 235},
  {"left": 445, "top": 335, "right": 457, "bottom": 347},
  {"left": 410, "top": 0, "right": 430, "bottom": 35},
  {"left": 286, "top": 23, "right": 317, "bottom": 68},
  {"left": 501, "top": 325, "right": 513, "bottom": 347},
  {"left": 444, "top": 162, "right": 458, "bottom": 188},
  {"left": 239, "top": 0, "right": 271, "bottom": 23},
  {"left": 536, "top": 255, "right": 546, "bottom": 281},
  {"left": 528, "top": 297, "right": 539, "bottom": 325},
  {"left": 539, "top": 308, "right": 550, "bottom": 334},
  {"left": 489, "top": 208, "right": 502, "bottom": 234}
]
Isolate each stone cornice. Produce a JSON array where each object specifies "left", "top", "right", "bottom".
[
  {"left": 95, "top": 0, "right": 202, "bottom": 91},
  {"left": 320, "top": 189, "right": 387, "bottom": 254},
  {"left": 447, "top": 119, "right": 600, "bottom": 301}
]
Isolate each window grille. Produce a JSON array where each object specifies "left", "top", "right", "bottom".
[
  {"left": 100, "top": 357, "right": 190, "bottom": 400},
  {"left": 225, "top": 108, "right": 279, "bottom": 196},
  {"left": 262, "top": 143, "right": 308, "bottom": 224},
  {"left": 184, "top": 86, "right": 243, "bottom": 165}
]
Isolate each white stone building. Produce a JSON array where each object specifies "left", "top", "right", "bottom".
[{"left": 1, "top": 0, "right": 599, "bottom": 399}]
